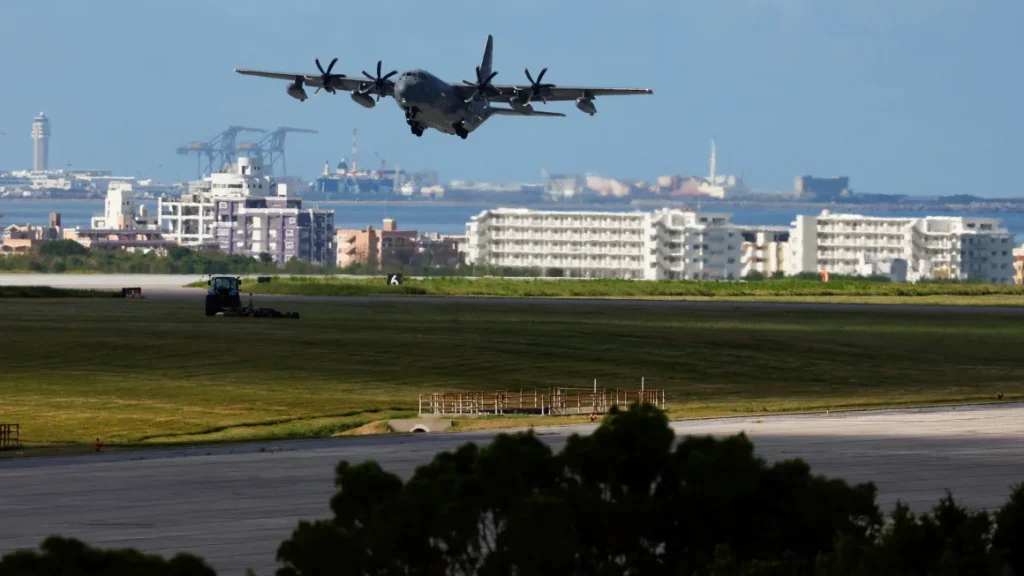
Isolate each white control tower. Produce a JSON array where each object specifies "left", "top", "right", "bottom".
[{"left": 31, "top": 112, "right": 50, "bottom": 172}]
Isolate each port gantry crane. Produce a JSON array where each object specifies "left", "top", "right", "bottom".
[{"left": 236, "top": 127, "right": 318, "bottom": 178}]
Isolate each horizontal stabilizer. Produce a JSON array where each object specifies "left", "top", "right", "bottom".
[{"left": 489, "top": 107, "right": 565, "bottom": 117}]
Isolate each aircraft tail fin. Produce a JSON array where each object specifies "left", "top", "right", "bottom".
[
  {"left": 489, "top": 107, "right": 565, "bottom": 117},
  {"left": 479, "top": 35, "right": 494, "bottom": 79}
]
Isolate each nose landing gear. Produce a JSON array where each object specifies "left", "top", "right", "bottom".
[{"left": 404, "top": 107, "right": 424, "bottom": 136}]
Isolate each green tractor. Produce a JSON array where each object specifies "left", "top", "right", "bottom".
[{"left": 205, "top": 276, "right": 243, "bottom": 316}]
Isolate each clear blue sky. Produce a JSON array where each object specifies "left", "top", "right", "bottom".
[{"left": 0, "top": 0, "right": 1020, "bottom": 196}]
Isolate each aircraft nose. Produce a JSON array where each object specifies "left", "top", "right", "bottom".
[{"left": 394, "top": 75, "right": 422, "bottom": 106}]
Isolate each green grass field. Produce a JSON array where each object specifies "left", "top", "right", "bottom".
[
  {"left": 190, "top": 276, "right": 1024, "bottom": 303},
  {"left": 2, "top": 296, "right": 1023, "bottom": 449}
]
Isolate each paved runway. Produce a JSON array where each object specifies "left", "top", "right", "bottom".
[
  {"left": 2, "top": 403, "right": 1024, "bottom": 575},
  {"left": 3, "top": 273, "right": 1024, "bottom": 313}
]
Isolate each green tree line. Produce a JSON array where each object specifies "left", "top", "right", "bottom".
[
  {"left": 0, "top": 240, "right": 541, "bottom": 278},
  {"left": 2, "top": 404, "right": 1023, "bottom": 575}
]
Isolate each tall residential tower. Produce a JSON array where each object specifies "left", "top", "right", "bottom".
[{"left": 31, "top": 112, "right": 50, "bottom": 171}]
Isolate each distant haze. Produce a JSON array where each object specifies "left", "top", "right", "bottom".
[{"left": 0, "top": 0, "right": 1020, "bottom": 197}]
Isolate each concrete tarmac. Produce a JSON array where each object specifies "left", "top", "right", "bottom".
[
  {"left": 2, "top": 403, "right": 1024, "bottom": 575},
  {"left": 3, "top": 273, "right": 1024, "bottom": 313}
]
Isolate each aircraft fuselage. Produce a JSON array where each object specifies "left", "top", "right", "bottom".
[{"left": 392, "top": 69, "right": 491, "bottom": 136}]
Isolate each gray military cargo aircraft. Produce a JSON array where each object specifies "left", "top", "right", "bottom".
[{"left": 234, "top": 35, "right": 653, "bottom": 139}]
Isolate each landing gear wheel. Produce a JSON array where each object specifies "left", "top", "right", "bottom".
[
  {"left": 410, "top": 123, "right": 423, "bottom": 137},
  {"left": 453, "top": 122, "right": 469, "bottom": 139}
]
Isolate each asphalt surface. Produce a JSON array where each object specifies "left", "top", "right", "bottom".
[
  {"left": 3, "top": 403, "right": 1024, "bottom": 575},
  {"left": 4, "top": 273, "right": 1024, "bottom": 313}
]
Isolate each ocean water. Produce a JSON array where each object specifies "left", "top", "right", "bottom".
[{"left": 4, "top": 199, "right": 1024, "bottom": 243}]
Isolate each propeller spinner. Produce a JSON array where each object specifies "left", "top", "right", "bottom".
[
  {"left": 522, "top": 67, "right": 555, "bottom": 103},
  {"left": 360, "top": 60, "right": 398, "bottom": 101},
  {"left": 315, "top": 57, "right": 343, "bottom": 94},
  {"left": 462, "top": 66, "right": 499, "bottom": 103}
]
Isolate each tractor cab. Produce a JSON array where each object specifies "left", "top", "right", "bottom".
[{"left": 208, "top": 276, "right": 242, "bottom": 296}]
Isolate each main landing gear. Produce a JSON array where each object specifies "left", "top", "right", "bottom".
[
  {"left": 405, "top": 107, "right": 424, "bottom": 137},
  {"left": 453, "top": 122, "right": 469, "bottom": 139}
]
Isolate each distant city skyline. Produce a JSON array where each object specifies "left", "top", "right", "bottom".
[{"left": 0, "top": 1, "right": 1021, "bottom": 197}]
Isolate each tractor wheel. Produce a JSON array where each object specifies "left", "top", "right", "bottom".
[{"left": 205, "top": 295, "right": 219, "bottom": 317}]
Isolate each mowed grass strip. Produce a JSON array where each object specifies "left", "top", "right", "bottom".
[
  {"left": 191, "top": 276, "right": 1024, "bottom": 302},
  {"left": 1, "top": 297, "right": 1023, "bottom": 446}
]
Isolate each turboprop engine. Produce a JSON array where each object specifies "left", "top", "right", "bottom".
[
  {"left": 350, "top": 91, "right": 376, "bottom": 109},
  {"left": 575, "top": 97, "right": 596, "bottom": 116},
  {"left": 509, "top": 95, "right": 535, "bottom": 114},
  {"left": 287, "top": 79, "right": 308, "bottom": 101}
]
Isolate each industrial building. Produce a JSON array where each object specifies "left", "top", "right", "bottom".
[
  {"left": 464, "top": 208, "right": 744, "bottom": 280},
  {"left": 786, "top": 210, "right": 1014, "bottom": 283},
  {"left": 794, "top": 175, "right": 851, "bottom": 201}
]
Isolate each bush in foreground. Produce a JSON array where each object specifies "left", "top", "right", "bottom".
[
  {"left": 3, "top": 405, "right": 1024, "bottom": 575},
  {"left": 0, "top": 536, "right": 215, "bottom": 576}
]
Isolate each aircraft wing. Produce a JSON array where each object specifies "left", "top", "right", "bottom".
[
  {"left": 489, "top": 107, "right": 565, "bottom": 117},
  {"left": 234, "top": 69, "right": 375, "bottom": 94},
  {"left": 468, "top": 85, "right": 653, "bottom": 102}
]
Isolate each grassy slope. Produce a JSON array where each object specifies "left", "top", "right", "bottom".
[
  {"left": 0, "top": 286, "right": 119, "bottom": 298},
  {"left": 192, "top": 276, "right": 1024, "bottom": 304},
  {"left": 1, "top": 296, "right": 1023, "bottom": 447}
]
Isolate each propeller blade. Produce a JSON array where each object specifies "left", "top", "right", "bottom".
[
  {"left": 316, "top": 58, "right": 324, "bottom": 74},
  {"left": 525, "top": 68, "right": 534, "bottom": 84},
  {"left": 327, "top": 58, "right": 338, "bottom": 74},
  {"left": 383, "top": 70, "right": 397, "bottom": 80},
  {"left": 377, "top": 60, "right": 382, "bottom": 77},
  {"left": 536, "top": 68, "right": 547, "bottom": 83},
  {"left": 362, "top": 70, "right": 374, "bottom": 80}
]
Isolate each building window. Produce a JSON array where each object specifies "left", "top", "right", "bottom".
[
  {"left": 252, "top": 242, "right": 261, "bottom": 252},
  {"left": 286, "top": 241, "right": 294, "bottom": 249},
  {"left": 286, "top": 229, "right": 294, "bottom": 237},
  {"left": 288, "top": 217, "right": 296, "bottom": 225}
]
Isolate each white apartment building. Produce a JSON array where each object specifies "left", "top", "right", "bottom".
[
  {"left": 465, "top": 208, "right": 656, "bottom": 279},
  {"left": 787, "top": 210, "right": 1014, "bottom": 283},
  {"left": 741, "top": 227, "right": 789, "bottom": 278},
  {"left": 464, "top": 207, "right": 743, "bottom": 280},
  {"left": 650, "top": 209, "right": 743, "bottom": 280},
  {"left": 158, "top": 156, "right": 272, "bottom": 247},
  {"left": 89, "top": 182, "right": 156, "bottom": 230}
]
